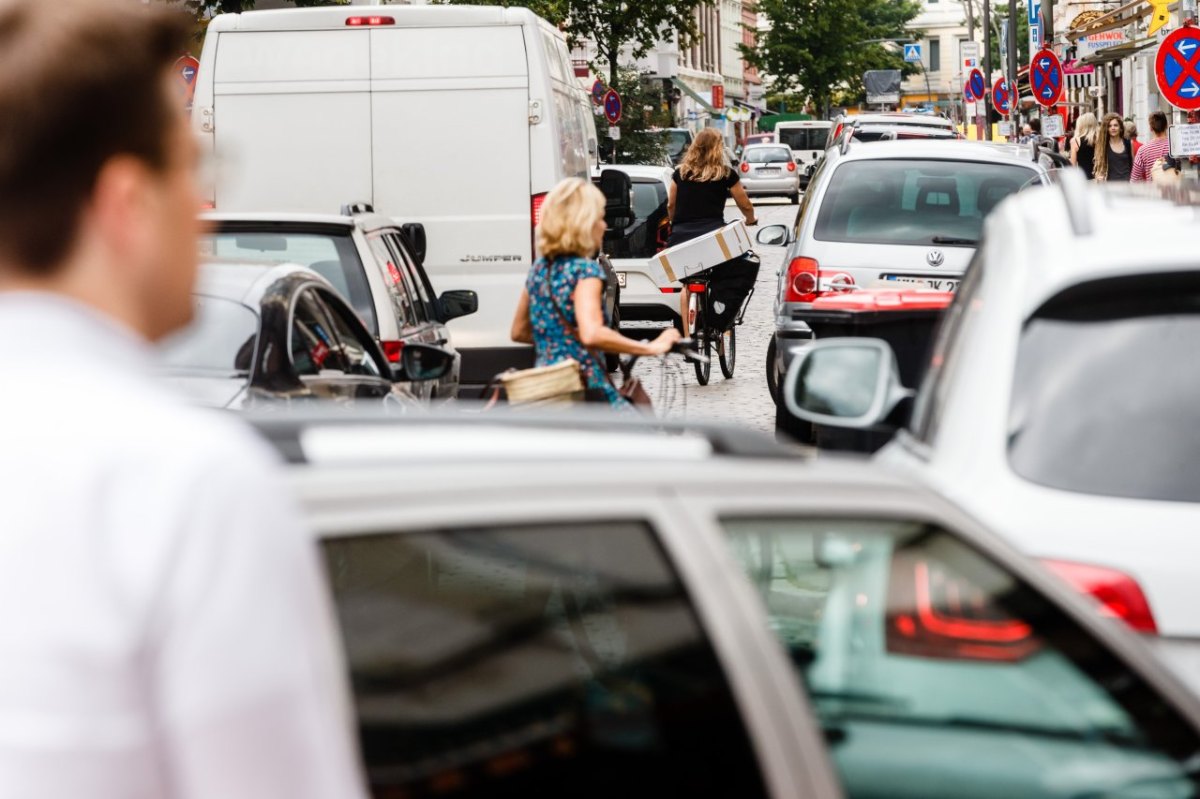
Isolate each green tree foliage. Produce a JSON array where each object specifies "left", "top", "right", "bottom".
[
  {"left": 442, "top": 0, "right": 705, "bottom": 87},
  {"left": 596, "top": 68, "right": 673, "bottom": 164},
  {"left": 744, "top": 0, "right": 923, "bottom": 116}
]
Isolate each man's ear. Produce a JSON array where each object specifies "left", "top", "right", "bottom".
[{"left": 87, "top": 155, "right": 154, "bottom": 265}]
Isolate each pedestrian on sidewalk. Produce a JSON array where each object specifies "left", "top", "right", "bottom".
[
  {"left": 0, "top": 2, "right": 366, "bottom": 797},
  {"left": 1071, "top": 112, "right": 1100, "bottom": 180},
  {"left": 1125, "top": 118, "right": 1142, "bottom": 157},
  {"left": 1131, "top": 111, "right": 1172, "bottom": 182},
  {"left": 1095, "top": 112, "right": 1133, "bottom": 182}
]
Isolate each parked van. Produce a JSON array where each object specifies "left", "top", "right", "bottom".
[
  {"left": 773, "top": 121, "right": 831, "bottom": 186},
  {"left": 192, "top": 6, "right": 598, "bottom": 385}
]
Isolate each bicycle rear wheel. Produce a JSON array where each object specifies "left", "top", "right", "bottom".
[
  {"left": 689, "top": 294, "right": 711, "bottom": 385},
  {"left": 718, "top": 326, "right": 735, "bottom": 379}
]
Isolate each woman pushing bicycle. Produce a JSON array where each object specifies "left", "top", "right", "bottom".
[{"left": 510, "top": 178, "right": 680, "bottom": 409}]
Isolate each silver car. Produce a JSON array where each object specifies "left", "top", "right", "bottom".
[
  {"left": 737, "top": 144, "right": 800, "bottom": 204},
  {"left": 250, "top": 410, "right": 1200, "bottom": 799},
  {"left": 756, "top": 139, "right": 1048, "bottom": 418}
]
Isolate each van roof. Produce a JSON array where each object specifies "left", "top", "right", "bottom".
[{"left": 208, "top": 5, "right": 544, "bottom": 33}]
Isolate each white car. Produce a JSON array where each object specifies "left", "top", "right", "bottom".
[
  {"left": 782, "top": 174, "right": 1200, "bottom": 694},
  {"left": 249, "top": 409, "right": 1200, "bottom": 799},
  {"left": 827, "top": 112, "right": 957, "bottom": 150}
]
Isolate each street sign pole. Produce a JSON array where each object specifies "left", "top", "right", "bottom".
[{"left": 983, "top": 0, "right": 992, "bottom": 139}]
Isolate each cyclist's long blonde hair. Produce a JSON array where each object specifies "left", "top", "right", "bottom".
[
  {"left": 679, "top": 127, "right": 730, "bottom": 182},
  {"left": 535, "top": 177, "right": 605, "bottom": 260}
]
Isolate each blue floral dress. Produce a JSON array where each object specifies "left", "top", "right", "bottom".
[{"left": 526, "top": 255, "right": 626, "bottom": 408}]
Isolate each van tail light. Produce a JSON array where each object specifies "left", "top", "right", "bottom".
[
  {"left": 531, "top": 192, "right": 548, "bottom": 255},
  {"left": 784, "top": 257, "right": 820, "bottom": 303},
  {"left": 740, "top": 162, "right": 750, "bottom": 173},
  {"left": 346, "top": 15, "right": 395, "bottom": 26},
  {"left": 200, "top": 201, "right": 215, "bottom": 210},
  {"left": 887, "top": 555, "right": 1042, "bottom": 663},
  {"left": 380, "top": 340, "right": 405, "bottom": 363},
  {"left": 1041, "top": 559, "right": 1158, "bottom": 634},
  {"left": 786, "top": 162, "right": 796, "bottom": 172}
]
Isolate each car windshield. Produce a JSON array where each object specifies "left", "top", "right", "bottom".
[
  {"left": 158, "top": 295, "right": 258, "bottom": 375},
  {"left": 200, "top": 229, "right": 378, "bottom": 334},
  {"left": 813, "top": 159, "right": 1036, "bottom": 246},
  {"left": 745, "top": 147, "right": 793, "bottom": 164},
  {"left": 1008, "top": 273, "right": 1200, "bottom": 503},
  {"left": 778, "top": 127, "right": 829, "bottom": 151}
]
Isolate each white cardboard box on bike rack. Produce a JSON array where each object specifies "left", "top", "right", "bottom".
[{"left": 651, "top": 221, "right": 753, "bottom": 284}]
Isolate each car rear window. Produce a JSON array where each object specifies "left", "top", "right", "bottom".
[
  {"left": 158, "top": 295, "right": 258, "bottom": 374},
  {"left": 1008, "top": 272, "right": 1200, "bottom": 503},
  {"left": 778, "top": 127, "right": 829, "bottom": 151},
  {"left": 813, "top": 159, "right": 1036, "bottom": 246},
  {"left": 201, "top": 229, "right": 378, "bottom": 335},
  {"left": 744, "top": 147, "right": 793, "bottom": 164}
]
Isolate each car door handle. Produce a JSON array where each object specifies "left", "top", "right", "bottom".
[{"left": 433, "top": 338, "right": 448, "bottom": 346}]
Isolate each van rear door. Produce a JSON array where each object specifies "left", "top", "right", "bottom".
[
  {"left": 210, "top": 30, "right": 373, "bottom": 212},
  {"left": 369, "top": 25, "right": 531, "bottom": 355}
]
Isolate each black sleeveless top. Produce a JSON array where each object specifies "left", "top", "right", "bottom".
[
  {"left": 1075, "top": 139, "right": 1095, "bottom": 179},
  {"left": 1105, "top": 139, "right": 1133, "bottom": 182}
]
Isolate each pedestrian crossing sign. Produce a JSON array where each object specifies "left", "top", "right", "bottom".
[{"left": 904, "top": 43, "right": 922, "bottom": 63}]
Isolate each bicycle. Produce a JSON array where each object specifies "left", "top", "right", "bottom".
[
  {"left": 681, "top": 252, "right": 759, "bottom": 386},
  {"left": 618, "top": 339, "right": 708, "bottom": 419}
]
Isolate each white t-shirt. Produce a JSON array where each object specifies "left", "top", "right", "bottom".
[{"left": 0, "top": 294, "right": 366, "bottom": 799}]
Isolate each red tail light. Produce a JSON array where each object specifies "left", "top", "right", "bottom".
[
  {"left": 686, "top": 283, "right": 707, "bottom": 294},
  {"left": 1041, "top": 560, "right": 1158, "bottom": 634},
  {"left": 784, "top": 257, "right": 820, "bottom": 303},
  {"left": 346, "top": 16, "right": 395, "bottom": 26},
  {"left": 380, "top": 340, "right": 405, "bottom": 363},
  {"left": 740, "top": 162, "right": 750, "bottom": 173},
  {"left": 832, "top": 123, "right": 844, "bottom": 143},
  {"left": 658, "top": 287, "right": 681, "bottom": 293},
  {"left": 200, "top": 201, "right": 215, "bottom": 210},
  {"left": 786, "top": 162, "right": 796, "bottom": 172},
  {"left": 531, "top": 193, "right": 548, "bottom": 227}
]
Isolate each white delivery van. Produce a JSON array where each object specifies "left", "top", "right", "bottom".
[
  {"left": 192, "top": 6, "right": 598, "bottom": 385},
  {"left": 773, "top": 121, "right": 831, "bottom": 185}
]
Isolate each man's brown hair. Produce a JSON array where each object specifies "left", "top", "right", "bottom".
[
  {"left": 0, "top": 0, "right": 191, "bottom": 272},
  {"left": 1149, "top": 111, "right": 1168, "bottom": 135}
]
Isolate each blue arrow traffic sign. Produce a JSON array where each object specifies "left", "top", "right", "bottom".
[
  {"left": 603, "top": 89, "right": 622, "bottom": 124},
  {"left": 591, "top": 79, "right": 606, "bottom": 105},
  {"left": 903, "top": 43, "right": 922, "bottom": 63},
  {"left": 992, "top": 77, "right": 1012, "bottom": 114},
  {"left": 1156, "top": 27, "right": 1200, "bottom": 110},
  {"left": 1029, "top": 48, "right": 1063, "bottom": 107},
  {"left": 968, "top": 69, "right": 986, "bottom": 101},
  {"left": 1028, "top": 0, "right": 1041, "bottom": 25}
]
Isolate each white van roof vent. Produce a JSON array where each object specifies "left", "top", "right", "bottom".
[{"left": 340, "top": 202, "right": 375, "bottom": 216}]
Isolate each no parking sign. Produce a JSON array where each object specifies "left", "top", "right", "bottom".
[
  {"left": 992, "top": 78, "right": 1013, "bottom": 114},
  {"left": 1030, "top": 49, "right": 1064, "bottom": 107},
  {"left": 1156, "top": 27, "right": 1200, "bottom": 111}
]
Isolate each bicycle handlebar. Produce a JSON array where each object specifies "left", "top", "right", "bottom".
[{"left": 619, "top": 338, "right": 709, "bottom": 379}]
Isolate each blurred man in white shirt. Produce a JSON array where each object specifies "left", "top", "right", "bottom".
[{"left": 0, "top": 1, "right": 366, "bottom": 797}]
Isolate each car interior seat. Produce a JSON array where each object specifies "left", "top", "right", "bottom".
[
  {"left": 916, "top": 177, "right": 960, "bottom": 215},
  {"left": 976, "top": 178, "right": 1019, "bottom": 217}
]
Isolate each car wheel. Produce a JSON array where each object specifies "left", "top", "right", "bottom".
[
  {"left": 775, "top": 393, "right": 815, "bottom": 445},
  {"left": 765, "top": 337, "right": 779, "bottom": 404},
  {"left": 791, "top": 192, "right": 800, "bottom": 205}
]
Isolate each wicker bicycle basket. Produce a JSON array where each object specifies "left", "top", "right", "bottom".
[{"left": 500, "top": 359, "right": 585, "bottom": 405}]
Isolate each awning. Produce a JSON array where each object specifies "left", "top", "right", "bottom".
[
  {"left": 671, "top": 77, "right": 716, "bottom": 114},
  {"left": 1078, "top": 36, "right": 1157, "bottom": 66}
]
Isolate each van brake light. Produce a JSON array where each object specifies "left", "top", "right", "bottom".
[
  {"left": 380, "top": 340, "right": 405, "bottom": 363},
  {"left": 346, "top": 16, "right": 395, "bottom": 26},
  {"left": 1041, "top": 559, "right": 1158, "bottom": 634}
]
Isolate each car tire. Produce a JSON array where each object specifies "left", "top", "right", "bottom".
[
  {"left": 765, "top": 337, "right": 779, "bottom": 405},
  {"left": 790, "top": 192, "right": 800, "bottom": 205}
]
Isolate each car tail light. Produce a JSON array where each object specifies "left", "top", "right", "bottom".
[
  {"left": 887, "top": 556, "right": 1042, "bottom": 663},
  {"left": 1041, "top": 559, "right": 1158, "bottom": 634},
  {"left": 346, "top": 15, "right": 395, "bottom": 26},
  {"left": 832, "top": 123, "right": 843, "bottom": 143},
  {"left": 740, "top": 162, "right": 750, "bottom": 173},
  {"left": 784, "top": 257, "right": 820, "bottom": 303},
  {"left": 658, "top": 287, "right": 681, "bottom": 293},
  {"left": 380, "top": 340, "right": 405, "bottom": 363},
  {"left": 686, "top": 283, "right": 707, "bottom": 294},
  {"left": 385, "top": 261, "right": 404, "bottom": 286},
  {"left": 825, "top": 271, "right": 856, "bottom": 292},
  {"left": 786, "top": 162, "right": 796, "bottom": 172}
]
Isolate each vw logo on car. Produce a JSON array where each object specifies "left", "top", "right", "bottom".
[{"left": 926, "top": 249, "right": 945, "bottom": 267}]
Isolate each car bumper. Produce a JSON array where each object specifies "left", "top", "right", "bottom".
[
  {"left": 612, "top": 260, "right": 682, "bottom": 324},
  {"left": 743, "top": 177, "right": 799, "bottom": 195},
  {"left": 771, "top": 318, "right": 815, "bottom": 384}
]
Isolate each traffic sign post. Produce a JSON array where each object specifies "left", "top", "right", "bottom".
[
  {"left": 992, "top": 77, "right": 1013, "bottom": 115},
  {"left": 1030, "top": 48, "right": 1064, "bottom": 107},
  {"left": 903, "top": 43, "right": 923, "bottom": 63},
  {"left": 1156, "top": 27, "right": 1200, "bottom": 111},
  {"left": 603, "top": 89, "right": 622, "bottom": 124}
]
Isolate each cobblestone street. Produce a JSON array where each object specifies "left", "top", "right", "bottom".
[{"left": 628, "top": 198, "right": 796, "bottom": 434}]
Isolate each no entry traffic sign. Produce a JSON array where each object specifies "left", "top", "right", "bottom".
[
  {"left": 603, "top": 89, "right": 622, "bottom": 124},
  {"left": 967, "top": 69, "right": 986, "bottom": 103},
  {"left": 1156, "top": 27, "right": 1200, "bottom": 111},
  {"left": 992, "top": 78, "right": 1013, "bottom": 114},
  {"left": 591, "top": 79, "right": 606, "bottom": 106},
  {"left": 174, "top": 55, "right": 200, "bottom": 108},
  {"left": 1030, "top": 48, "right": 1063, "bottom": 107}
]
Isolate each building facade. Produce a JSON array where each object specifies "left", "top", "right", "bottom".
[{"left": 901, "top": 0, "right": 974, "bottom": 115}]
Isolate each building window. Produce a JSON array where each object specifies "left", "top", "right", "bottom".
[{"left": 928, "top": 38, "right": 941, "bottom": 72}]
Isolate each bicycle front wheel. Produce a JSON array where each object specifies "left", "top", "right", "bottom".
[
  {"left": 718, "top": 326, "right": 735, "bottom": 379},
  {"left": 689, "top": 295, "right": 711, "bottom": 386}
]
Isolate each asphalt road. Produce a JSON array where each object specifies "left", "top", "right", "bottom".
[{"left": 626, "top": 197, "right": 797, "bottom": 434}]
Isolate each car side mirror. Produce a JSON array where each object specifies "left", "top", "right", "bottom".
[
  {"left": 390, "top": 343, "right": 455, "bottom": 383},
  {"left": 783, "top": 338, "right": 913, "bottom": 428},
  {"left": 400, "top": 223, "right": 427, "bottom": 264},
  {"left": 756, "top": 224, "right": 791, "bottom": 247},
  {"left": 438, "top": 289, "right": 478, "bottom": 322}
]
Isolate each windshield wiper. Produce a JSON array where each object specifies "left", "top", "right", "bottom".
[{"left": 930, "top": 236, "right": 979, "bottom": 246}]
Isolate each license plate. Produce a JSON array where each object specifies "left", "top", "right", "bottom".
[
  {"left": 884, "top": 275, "right": 960, "bottom": 291},
  {"left": 616, "top": 271, "right": 627, "bottom": 288},
  {"left": 757, "top": 168, "right": 780, "bottom": 176}
]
